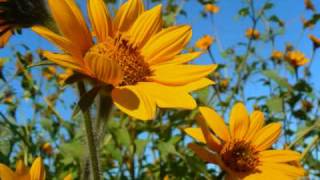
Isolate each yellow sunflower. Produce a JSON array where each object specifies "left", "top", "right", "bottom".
[
  {"left": 245, "top": 28, "right": 260, "bottom": 40},
  {"left": 285, "top": 51, "right": 309, "bottom": 67},
  {"left": 32, "top": 0, "right": 216, "bottom": 120},
  {"left": 0, "top": 157, "right": 46, "bottom": 180},
  {"left": 184, "top": 103, "right": 305, "bottom": 179},
  {"left": 195, "top": 35, "right": 215, "bottom": 50}
]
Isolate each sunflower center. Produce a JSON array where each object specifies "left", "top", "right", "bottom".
[
  {"left": 84, "top": 37, "right": 151, "bottom": 86},
  {"left": 220, "top": 140, "right": 259, "bottom": 173}
]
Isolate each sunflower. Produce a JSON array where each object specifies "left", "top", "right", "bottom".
[
  {"left": 204, "top": 4, "right": 220, "bottom": 14},
  {"left": 195, "top": 35, "right": 215, "bottom": 50},
  {"left": 184, "top": 103, "right": 305, "bottom": 179},
  {"left": 245, "top": 28, "right": 260, "bottom": 40},
  {"left": 270, "top": 50, "right": 283, "bottom": 63},
  {"left": 32, "top": 0, "right": 216, "bottom": 120},
  {"left": 285, "top": 51, "right": 309, "bottom": 67},
  {"left": 0, "top": 157, "right": 46, "bottom": 180}
]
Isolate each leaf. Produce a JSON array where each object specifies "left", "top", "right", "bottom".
[
  {"left": 262, "top": 70, "right": 292, "bottom": 90},
  {"left": 28, "top": 61, "right": 55, "bottom": 68},
  {"left": 115, "top": 128, "right": 131, "bottom": 147},
  {"left": 134, "top": 139, "right": 148, "bottom": 157},
  {"left": 266, "top": 96, "right": 283, "bottom": 113},
  {"left": 238, "top": 7, "right": 249, "bottom": 17},
  {"left": 72, "top": 87, "right": 101, "bottom": 117},
  {"left": 263, "top": 2, "right": 274, "bottom": 10},
  {"left": 157, "top": 141, "right": 177, "bottom": 159},
  {"left": 60, "top": 140, "right": 86, "bottom": 163}
]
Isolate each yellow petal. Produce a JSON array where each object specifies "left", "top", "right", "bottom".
[
  {"left": 196, "top": 115, "right": 221, "bottom": 152},
  {"left": 112, "top": 85, "right": 156, "bottom": 121},
  {"left": 229, "top": 102, "right": 250, "bottom": 140},
  {"left": 42, "top": 51, "right": 84, "bottom": 72},
  {"left": 32, "top": 26, "right": 82, "bottom": 59},
  {"left": 114, "top": 0, "right": 144, "bottom": 32},
  {"left": 150, "top": 64, "right": 217, "bottom": 86},
  {"left": 15, "top": 160, "right": 29, "bottom": 177},
  {"left": 157, "top": 52, "right": 202, "bottom": 66},
  {"left": 251, "top": 122, "right": 282, "bottom": 151},
  {"left": 188, "top": 143, "right": 222, "bottom": 165},
  {"left": 64, "top": 173, "right": 73, "bottom": 180},
  {"left": 199, "top": 106, "right": 230, "bottom": 141},
  {"left": 259, "top": 150, "right": 301, "bottom": 163},
  {"left": 126, "top": 5, "right": 162, "bottom": 48},
  {"left": 136, "top": 82, "right": 196, "bottom": 109},
  {"left": 184, "top": 128, "right": 206, "bottom": 143},
  {"left": 87, "top": 0, "right": 113, "bottom": 42},
  {"left": 244, "top": 168, "right": 292, "bottom": 180},
  {"left": 180, "top": 78, "right": 214, "bottom": 92},
  {"left": 30, "top": 157, "right": 46, "bottom": 180},
  {"left": 142, "top": 25, "right": 192, "bottom": 65},
  {"left": 84, "top": 51, "right": 122, "bottom": 86},
  {"left": 0, "top": 164, "right": 15, "bottom": 180},
  {"left": 48, "top": 0, "right": 92, "bottom": 55},
  {"left": 259, "top": 163, "right": 305, "bottom": 178},
  {"left": 245, "top": 111, "right": 265, "bottom": 141},
  {"left": 0, "top": 30, "right": 12, "bottom": 48}
]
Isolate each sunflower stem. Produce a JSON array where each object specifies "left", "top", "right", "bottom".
[{"left": 77, "top": 82, "right": 101, "bottom": 180}]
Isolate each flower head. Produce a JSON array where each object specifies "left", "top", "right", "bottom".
[
  {"left": 195, "top": 35, "right": 215, "bottom": 50},
  {"left": 41, "top": 142, "right": 54, "bottom": 155},
  {"left": 32, "top": 0, "right": 216, "bottom": 120},
  {"left": 184, "top": 103, "right": 305, "bottom": 179},
  {"left": 308, "top": 34, "right": 320, "bottom": 49},
  {"left": 0, "top": 157, "right": 46, "bottom": 180},
  {"left": 271, "top": 50, "right": 283, "bottom": 63},
  {"left": 285, "top": 51, "right": 309, "bottom": 67},
  {"left": 0, "top": 0, "right": 50, "bottom": 48},
  {"left": 245, "top": 28, "right": 260, "bottom": 40},
  {"left": 204, "top": 4, "right": 220, "bottom": 14}
]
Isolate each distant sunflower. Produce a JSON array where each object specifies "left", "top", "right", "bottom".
[
  {"left": 184, "top": 103, "right": 305, "bottom": 179},
  {"left": 245, "top": 28, "right": 260, "bottom": 40},
  {"left": 285, "top": 51, "right": 309, "bottom": 67},
  {"left": 0, "top": 157, "right": 46, "bottom": 180},
  {"left": 32, "top": 0, "right": 216, "bottom": 120},
  {"left": 195, "top": 35, "right": 215, "bottom": 50}
]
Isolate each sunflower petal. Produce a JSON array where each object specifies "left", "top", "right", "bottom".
[
  {"left": 32, "top": 26, "right": 82, "bottom": 59},
  {"left": 126, "top": 5, "right": 162, "bottom": 48},
  {"left": 252, "top": 123, "right": 282, "bottom": 151},
  {"left": 136, "top": 82, "right": 196, "bottom": 109},
  {"left": 158, "top": 52, "right": 202, "bottom": 65},
  {"left": 188, "top": 143, "right": 221, "bottom": 164},
  {"left": 48, "top": 0, "right": 92, "bottom": 55},
  {"left": 196, "top": 115, "right": 221, "bottom": 151},
  {"left": 150, "top": 64, "right": 217, "bottom": 86},
  {"left": 0, "top": 30, "right": 11, "bottom": 48},
  {"left": 259, "top": 150, "right": 301, "bottom": 163},
  {"left": 42, "top": 51, "right": 84, "bottom": 72},
  {"left": 88, "top": 0, "right": 113, "bottom": 42},
  {"left": 142, "top": 25, "right": 192, "bottom": 65},
  {"left": 30, "top": 157, "right": 46, "bottom": 180},
  {"left": 114, "top": 0, "right": 145, "bottom": 32},
  {"left": 259, "top": 163, "right": 305, "bottom": 177},
  {"left": 245, "top": 111, "right": 265, "bottom": 141},
  {"left": 229, "top": 102, "right": 250, "bottom": 140},
  {"left": 184, "top": 128, "right": 206, "bottom": 143},
  {"left": 199, "top": 106, "right": 230, "bottom": 141},
  {"left": 0, "top": 164, "right": 15, "bottom": 180},
  {"left": 180, "top": 78, "right": 214, "bottom": 92},
  {"left": 112, "top": 85, "right": 156, "bottom": 121}
]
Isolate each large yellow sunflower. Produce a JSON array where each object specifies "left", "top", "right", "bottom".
[
  {"left": 32, "top": 0, "right": 216, "bottom": 120},
  {"left": 0, "top": 157, "right": 45, "bottom": 180},
  {"left": 184, "top": 103, "right": 305, "bottom": 180}
]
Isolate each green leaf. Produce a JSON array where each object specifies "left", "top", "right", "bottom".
[
  {"left": 115, "top": 128, "right": 131, "bottom": 147},
  {"left": 238, "top": 7, "right": 249, "bottom": 17},
  {"left": 262, "top": 70, "right": 292, "bottom": 90},
  {"left": 263, "top": 2, "right": 274, "bottom": 10},
  {"left": 157, "top": 141, "right": 177, "bottom": 159},
  {"left": 266, "top": 96, "right": 283, "bottom": 113},
  {"left": 134, "top": 139, "right": 148, "bottom": 157}
]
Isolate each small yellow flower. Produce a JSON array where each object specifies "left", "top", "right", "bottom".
[
  {"left": 0, "top": 157, "right": 46, "bottom": 180},
  {"left": 184, "top": 103, "right": 305, "bottom": 179},
  {"left": 285, "top": 51, "right": 309, "bottom": 67},
  {"left": 271, "top": 50, "right": 283, "bottom": 62},
  {"left": 204, "top": 4, "right": 220, "bottom": 14},
  {"left": 309, "top": 34, "right": 320, "bottom": 49},
  {"left": 41, "top": 142, "right": 53, "bottom": 155},
  {"left": 245, "top": 28, "right": 260, "bottom": 40},
  {"left": 195, "top": 35, "right": 214, "bottom": 50},
  {"left": 32, "top": 0, "right": 216, "bottom": 120}
]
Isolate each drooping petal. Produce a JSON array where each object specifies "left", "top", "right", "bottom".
[
  {"left": 142, "top": 25, "right": 192, "bottom": 65},
  {"left": 0, "top": 164, "right": 15, "bottom": 180},
  {"left": 114, "top": 0, "right": 145, "bottom": 32},
  {"left": 150, "top": 64, "right": 217, "bottom": 86},
  {"left": 199, "top": 106, "right": 230, "bottom": 141},
  {"left": 84, "top": 51, "right": 123, "bottom": 86},
  {"left": 180, "top": 78, "right": 214, "bottom": 92},
  {"left": 135, "top": 82, "right": 196, "bottom": 109},
  {"left": 32, "top": 26, "right": 82, "bottom": 59},
  {"left": 42, "top": 51, "right": 84, "bottom": 72},
  {"left": 196, "top": 115, "right": 221, "bottom": 152},
  {"left": 88, "top": 0, "right": 113, "bottom": 42},
  {"left": 184, "top": 128, "right": 206, "bottom": 143},
  {"left": 229, "top": 102, "right": 250, "bottom": 140},
  {"left": 48, "top": 0, "right": 92, "bottom": 55},
  {"left": 30, "top": 157, "right": 46, "bottom": 180},
  {"left": 125, "top": 5, "right": 162, "bottom": 48},
  {"left": 0, "top": 30, "right": 12, "bottom": 48},
  {"left": 15, "top": 160, "right": 30, "bottom": 179},
  {"left": 259, "top": 150, "right": 301, "bottom": 163},
  {"left": 157, "top": 52, "right": 202, "bottom": 65},
  {"left": 112, "top": 85, "right": 156, "bottom": 121},
  {"left": 251, "top": 123, "right": 282, "bottom": 151},
  {"left": 245, "top": 111, "right": 265, "bottom": 141},
  {"left": 188, "top": 143, "right": 222, "bottom": 164}
]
